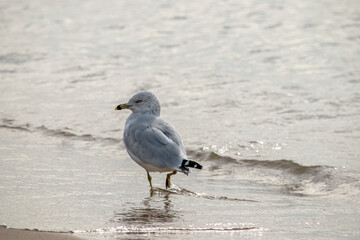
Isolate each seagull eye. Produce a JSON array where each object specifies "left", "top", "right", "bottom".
[{"left": 135, "top": 100, "right": 143, "bottom": 103}]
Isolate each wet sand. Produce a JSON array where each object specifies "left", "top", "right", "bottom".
[{"left": 0, "top": 228, "right": 82, "bottom": 240}]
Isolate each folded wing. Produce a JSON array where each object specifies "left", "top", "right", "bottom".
[{"left": 124, "top": 117, "right": 187, "bottom": 171}]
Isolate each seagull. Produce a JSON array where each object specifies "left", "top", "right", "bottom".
[{"left": 115, "top": 91, "right": 202, "bottom": 189}]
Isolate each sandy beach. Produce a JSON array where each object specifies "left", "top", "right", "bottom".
[{"left": 0, "top": 228, "right": 82, "bottom": 240}]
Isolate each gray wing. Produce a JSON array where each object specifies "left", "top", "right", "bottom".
[{"left": 124, "top": 116, "right": 187, "bottom": 170}]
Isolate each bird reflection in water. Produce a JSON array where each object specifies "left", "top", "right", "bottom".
[{"left": 112, "top": 189, "right": 181, "bottom": 225}]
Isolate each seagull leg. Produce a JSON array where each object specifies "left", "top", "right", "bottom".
[
  {"left": 146, "top": 171, "right": 153, "bottom": 190},
  {"left": 166, "top": 170, "right": 177, "bottom": 189}
]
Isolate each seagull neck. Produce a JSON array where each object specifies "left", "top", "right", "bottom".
[
  {"left": 139, "top": 108, "right": 160, "bottom": 116},
  {"left": 131, "top": 110, "right": 160, "bottom": 116},
  {"left": 144, "top": 110, "right": 160, "bottom": 116}
]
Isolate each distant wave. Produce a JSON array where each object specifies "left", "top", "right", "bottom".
[
  {"left": 0, "top": 123, "right": 31, "bottom": 132},
  {"left": 0, "top": 118, "right": 120, "bottom": 144}
]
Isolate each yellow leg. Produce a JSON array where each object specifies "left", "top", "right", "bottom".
[
  {"left": 165, "top": 170, "right": 177, "bottom": 189},
  {"left": 146, "top": 171, "right": 153, "bottom": 190}
]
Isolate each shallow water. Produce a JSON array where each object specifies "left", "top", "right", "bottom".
[{"left": 1, "top": 0, "right": 360, "bottom": 239}]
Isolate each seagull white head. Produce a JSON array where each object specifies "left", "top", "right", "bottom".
[{"left": 115, "top": 91, "right": 161, "bottom": 116}]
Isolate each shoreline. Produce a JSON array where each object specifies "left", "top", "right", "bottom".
[{"left": 0, "top": 227, "right": 83, "bottom": 240}]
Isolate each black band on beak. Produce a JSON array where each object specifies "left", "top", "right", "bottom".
[{"left": 115, "top": 103, "right": 131, "bottom": 110}]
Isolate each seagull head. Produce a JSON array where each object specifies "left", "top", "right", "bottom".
[{"left": 115, "top": 91, "right": 161, "bottom": 116}]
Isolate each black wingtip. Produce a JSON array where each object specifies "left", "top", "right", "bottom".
[{"left": 181, "top": 159, "right": 203, "bottom": 170}]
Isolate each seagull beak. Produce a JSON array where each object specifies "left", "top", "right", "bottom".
[{"left": 115, "top": 103, "right": 131, "bottom": 110}]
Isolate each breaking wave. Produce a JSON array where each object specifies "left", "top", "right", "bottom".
[
  {"left": 188, "top": 149, "right": 333, "bottom": 177},
  {"left": 187, "top": 149, "right": 359, "bottom": 197}
]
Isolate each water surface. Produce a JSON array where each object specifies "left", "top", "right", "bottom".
[{"left": 1, "top": 0, "right": 360, "bottom": 239}]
